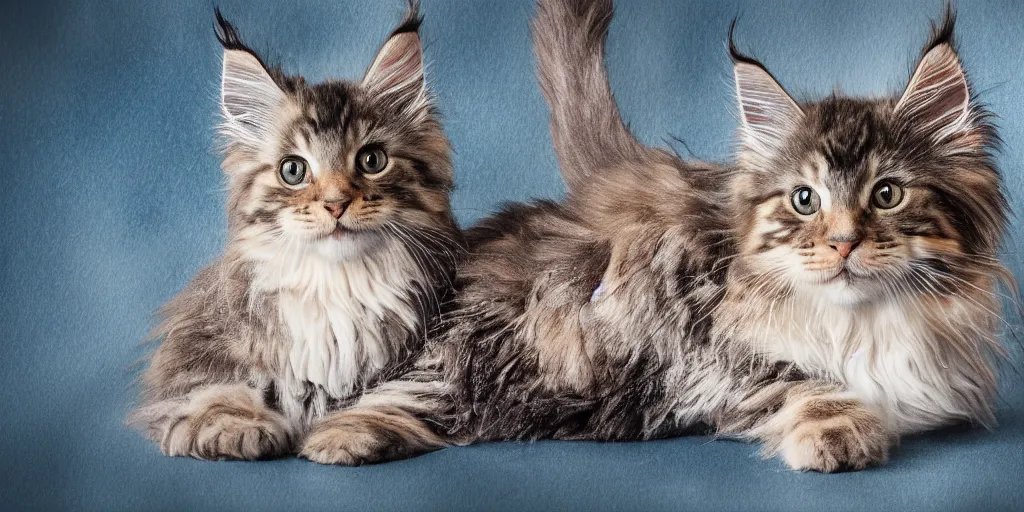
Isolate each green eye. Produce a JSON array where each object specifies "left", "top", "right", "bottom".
[
  {"left": 279, "top": 157, "right": 308, "bottom": 186},
  {"left": 356, "top": 146, "right": 389, "bottom": 175},
  {"left": 791, "top": 187, "right": 821, "bottom": 215},
  {"left": 872, "top": 181, "right": 904, "bottom": 209}
]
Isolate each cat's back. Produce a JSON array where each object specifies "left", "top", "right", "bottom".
[
  {"left": 444, "top": 157, "right": 736, "bottom": 439},
  {"left": 454, "top": 154, "right": 734, "bottom": 351},
  {"left": 458, "top": 199, "right": 609, "bottom": 314}
]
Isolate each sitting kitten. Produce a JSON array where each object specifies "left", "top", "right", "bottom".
[
  {"left": 130, "top": 3, "right": 463, "bottom": 461},
  {"left": 298, "top": 0, "right": 1012, "bottom": 473}
]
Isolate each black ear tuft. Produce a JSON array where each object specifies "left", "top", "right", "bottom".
[
  {"left": 923, "top": 2, "right": 957, "bottom": 55},
  {"left": 392, "top": 0, "right": 423, "bottom": 36},
  {"left": 731, "top": 16, "right": 803, "bottom": 163},
  {"left": 895, "top": 2, "right": 970, "bottom": 139},
  {"left": 727, "top": 18, "right": 743, "bottom": 62},
  {"left": 214, "top": 8, "right": 247, "bottom": 51},
  {"left": 727, "top": 17, "right": 765, "bottom": 68}
]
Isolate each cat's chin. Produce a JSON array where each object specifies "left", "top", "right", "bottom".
[
  {"left": 822, "top": 286, "right": 866, "bottom": 307},
  {"left": 312, "top": 231, "right": 380, "bottom": 262},
  {"left": 805, "top": 278, "right": 870, "bottom": 308},
  {"left": 793, "top": 268, "right": 876, "bottom": 307}
]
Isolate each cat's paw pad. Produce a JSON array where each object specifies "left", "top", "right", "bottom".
[
  {"left": 779, "top": 399, "right": 889, "bottom": 473},
  {"left": 163, "top": 410, "right": 292, "bottom": 461}
]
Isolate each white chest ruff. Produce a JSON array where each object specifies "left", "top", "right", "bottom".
[
  {"left": 249, "top": 240, "right": 424, "bottom": 403},
  {"left": 758, "top": 295, "right": 999, "bottom": 434}
]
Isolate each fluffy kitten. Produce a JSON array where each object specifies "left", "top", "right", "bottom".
[
  {"left": 298, "top": 0, "right": 1012, "bottom": 473},
  {"left": 130, "top": 3, "right": 463, "bottom": 461}
]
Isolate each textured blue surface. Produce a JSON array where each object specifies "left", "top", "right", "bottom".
[{"left": 1, "top": 0, "right": 1023, "bottom": 510}]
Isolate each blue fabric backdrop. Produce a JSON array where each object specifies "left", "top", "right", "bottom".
[{"left": 1, "top": 0, "right": 1022, "bottom": 510}]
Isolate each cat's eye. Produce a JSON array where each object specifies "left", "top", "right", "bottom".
[
  {"left": 356, "top": 146, "right": 389, "bottom": 175},
  {"left": 279, "top": 157, "right": 308, "bottom": 186},
  {"left": 791, "top": 187, "right": 821, "bottom": 215},
  {"left": 872, "top": 181, "right": 904, "bottom": 209}
]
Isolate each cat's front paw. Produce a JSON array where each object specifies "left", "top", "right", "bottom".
[
  {"left": 299, "top": 427, "right": 383, "bottom": 466},
  {"left": 137, "top": 385, "right": 294, "bottom": 461},
  {"left": 778, "top": 398, "right": 889, "bottom": 473},
  {"left": 164, "top": 409, "right": 292, "bottom": 461},
  {"left": 300, "top": 408, "right": 443, "bottom": 465}
]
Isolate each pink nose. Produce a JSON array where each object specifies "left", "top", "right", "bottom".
[
  {"left": 323, "top": 199, "right": 351, "bottom": 219},
  {"left": 829, "top": 240, "right": 860, "bottom": 259}
]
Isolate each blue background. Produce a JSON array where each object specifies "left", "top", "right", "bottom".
[{"left": 1, "top": 0, "right": 1022, "bottom": 510}]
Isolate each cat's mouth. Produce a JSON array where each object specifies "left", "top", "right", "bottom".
[
  {"left": 322, "top": 222, "right": 377, "bottom": 241},
  {"left": 317, "top": 224, "right": 350, "bottom": 241},
  {"left": 826, "top": 268, "right": 851, "bottom": 284}
]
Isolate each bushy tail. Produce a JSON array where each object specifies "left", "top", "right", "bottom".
[{"left": 532, "top": 0, "right": 646, "bottom": 192}]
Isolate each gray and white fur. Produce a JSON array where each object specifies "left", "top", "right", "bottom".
[{"left": 130, "top": 3, "right": 464, "bottom": 461}]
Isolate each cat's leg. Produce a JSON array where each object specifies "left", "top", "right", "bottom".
[
  {"left": 130, "top": 383, "right": 294, "bottom": 461},
  {"left": 300, "top": 360, "right": 453, "bottom": 465},
  {"left": 718, "top": 380, "right": 891, "bottom": 473}
]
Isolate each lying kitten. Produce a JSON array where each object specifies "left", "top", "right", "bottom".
[
  {"left": 130, "top": 3, "right": 462, "bottom": 460},
  {"left": 299, "top": 0, "right": 1012, "bottom": 473}
]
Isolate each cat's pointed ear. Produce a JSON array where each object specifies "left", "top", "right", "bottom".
[
  {"left": 895, "top": 10, "right": 969, "bottom": 138},
  {"left": 362, "top": 4, "right": 426, "bottom": 113},
  {"left": 215, "top": 9, "right": 286, "bottom": 146},
  {"left": 730, "top": 22, "right": 803, "bottom": 159}
]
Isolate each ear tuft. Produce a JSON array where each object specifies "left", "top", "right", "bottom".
[
  {"left": 923, "top": 3, "right": 957, "bottom": 53},
  {"left": 727, "top": 17, "right": 759, "bottom": 69},
  {"left": 362, "top": 4, "right": 426, "bottom": 112},
  {"left": 895, "top": 8, "right": 969, "bottom": 139},
  {"left": 216, "top": 10, "right": 286, "bottom": 148},
  {"left": 214, "top": 8, "right": 247, "bottom": 51},
  {"left": 392, "top": 0, "right": 423, "bottom": 36},
  {"left": 730, "top": 21, "right": 803, "bottom": 161}
]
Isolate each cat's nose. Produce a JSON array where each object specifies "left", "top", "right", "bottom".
[
  {"left": 323, "top": 198, "right": 352, "bottom": 219},
  {"left": 828, "top": 239, "right": 861, "bottom": 259}
]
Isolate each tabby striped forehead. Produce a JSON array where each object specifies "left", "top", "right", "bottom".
[
  {"left": 750, "top": 98, "right": 928, "bottom": 209},
  {"left": 285, "top": 82, "right": 365, "bottom": 155},
  {"left": 291, "top": 82, "right": 362, "bottom": 135},
  {"left": 809, "top": 100, "right": 880, "bottom": 205},
  {"left": 279, "top": 80, "right": 418, "bottom": 179},
  {"left": 282, "top": 93, "right": 358, "bottom": 178}
]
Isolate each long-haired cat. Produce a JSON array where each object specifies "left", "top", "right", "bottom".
[
  {"left": 129, "top": 2, "right": 464, "bottom": 461},
  {"left": 298, "top": 0, "right": 1012, "bottom": 473}
]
